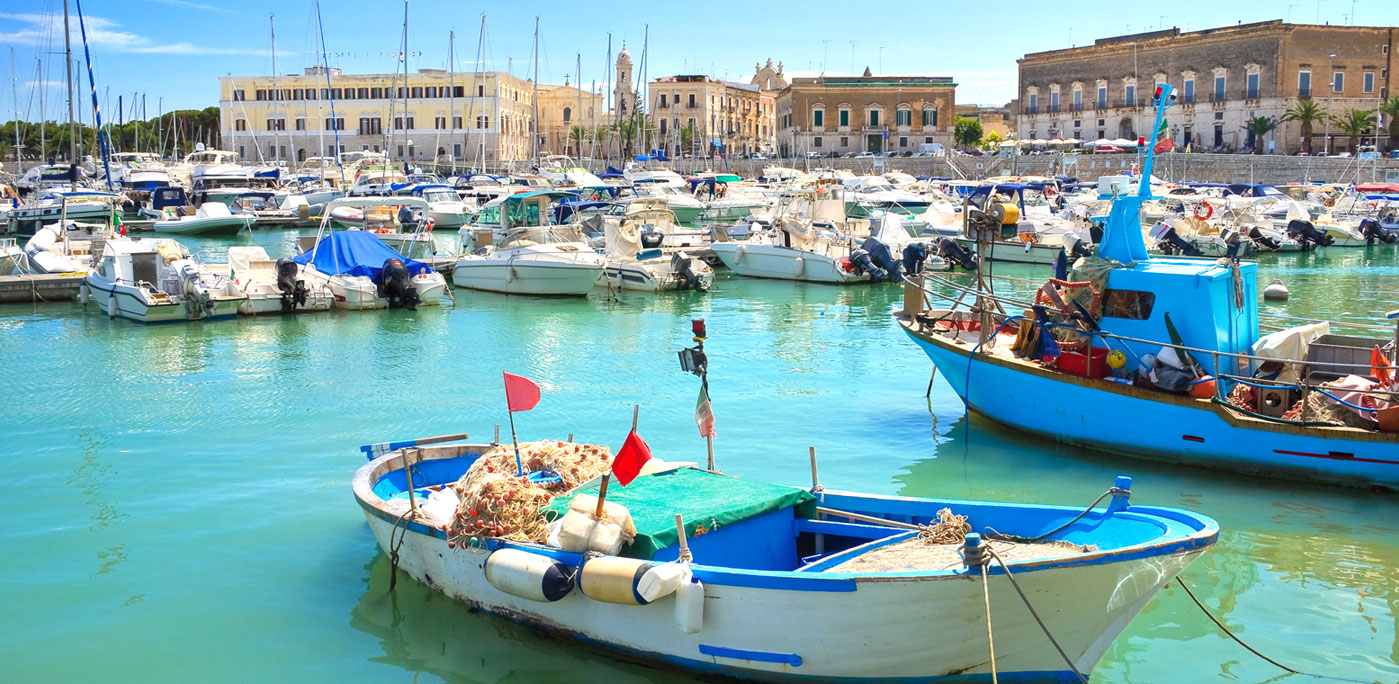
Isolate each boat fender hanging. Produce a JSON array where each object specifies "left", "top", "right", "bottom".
[
  {"left": 578, "top": 553, "right": 656, "bottom": 605},
  {"left": 732, "top": 244, "right": 743, "bottom": 264},
  {"left": 506, "top": 266, "right": 517, "bottom": 283},
  {"left": 637, "top": 562, "right": 690, "bottom": 604},
  {"left": 484, "top": 548, "right": 575, "bottom": 602},
  {"left": 792, "top": 256, "right": 805, "bottom": 277},
  {"left": 107, "top": 291, "right": 117, "bottom": 317},
  {"left": 1193, "top": 203, "right": 1213, "bottom": 220}
]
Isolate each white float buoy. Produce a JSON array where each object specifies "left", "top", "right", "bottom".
[{"left": 1263, "top": 278, "right": 1289, "bottom": 301}]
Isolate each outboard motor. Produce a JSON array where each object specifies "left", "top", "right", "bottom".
[
  {"left": 396, "top": 204, "right": 418, "bottom": 232},
  {"left": 1088, "top": 219, "right": 1105, "bottom": 245},
  {"left": 936, "top": 237, "right": 979, "bottom": 271},
  {"left": 376, "top": 258, "right": 420, "bottom": 310},
  {"left": 1221, "top": 228, "right": 1245, "bottom": 261},
  {"left": 274, "top": 258, "right": 309, "bottom": 313},
  {"left": 1061, "top": 233, "right": 1092, "bottom": 261},
  {"left": 902, "top": 242, "right": 930, "bottom": 276},
  {"left": 847, "top": 248, "right": 888, "bottom": 281},
  {"left": 1246, "top": 226, "right": 1280, "bottom": 251},
  {"left": 670, "top": 251, "right": 706, "bottom": 291},
  {"left": 858, "top": 236, "right": 901, "bottom": 282},
  {"left": 1359, "top": 218, "right": 1396, "bottom": 245},
  {"left": 1286, "top": 219, "right": 1332, "bottom": 250},
  {"left": 1153, "top": 225, "right": 1203, "bottom": 257},
  {"left": 640, "top": 229, "right": 665, "bottom": 249},
  {"left": 178, "top": 263, "right": 214, "bottom": 319}
]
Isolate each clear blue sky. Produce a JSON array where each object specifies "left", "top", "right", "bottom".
[{"left": 4, "top": 0, "right": 1398, "bottom": 122}]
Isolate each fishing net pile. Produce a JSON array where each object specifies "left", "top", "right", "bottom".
[{"left": 446, "top": 440, "right": 612, "bottom": 544}]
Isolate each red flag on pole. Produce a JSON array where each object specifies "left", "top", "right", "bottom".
[
  {"left": 612, "top": 429, "right": 652, "bottom": 486},
  {"left": 502, "top": 372, "right": 541, "bottom": 412}
]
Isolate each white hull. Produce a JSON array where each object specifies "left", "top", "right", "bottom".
[
  {"left": 956, "top": 238, "right": 1064, "bottom": 265},
  {"left": 710, "top": 243, "right": 869, "bottom": 283},
  {"left": 452, "top": 258, "right": 603, "bottom": 296},
  {"left": 361, "top": 508, "right": 1203, "bottom": 682},
  {"left": 153, "top": 215, "right": 253, "bottom": 236},
  {"left": 85, "top": 278, "right": 243, "bottom": 323},
  {"left": 603, "top": 261, "right": 713, "bottom": 292},
  {"left": 303, "top": 269, "right": 446, "bottom": 310}
]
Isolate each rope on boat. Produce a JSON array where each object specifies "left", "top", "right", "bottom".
[
  {"left": 980, "top": 562, "right": 998, "bottom": 684},
  {"left": 386, "top": 504, "right": 416, "bottom": 593},
  {"left": 982, "top": 487, "right": 1124, "bottom": 545},
  {"left": 985, "top": 545, "right": 1091, "bottom": 684},
  {"left": 1174, "top": 577, "right": 1370, "bottom": 684}
]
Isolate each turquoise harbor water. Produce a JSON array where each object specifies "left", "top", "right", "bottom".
[{"left": 3, "top": 233, "right": 1398, "bottom": 683}]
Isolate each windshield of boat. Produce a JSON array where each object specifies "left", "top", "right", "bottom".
[
  {"left": 501, "top": 226, "right": 587, "bottom": 247},
  {"left": 421, "top": 190, "right": 457, "bottom": 203}
]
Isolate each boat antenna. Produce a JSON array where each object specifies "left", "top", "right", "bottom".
[
  {"left": 74, "top": 0, "right": 113, "bottom": 191},
  {"left": 314, "top": 0, "right": 344, "bottom": 187}
]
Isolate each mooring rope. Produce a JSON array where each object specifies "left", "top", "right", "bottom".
[
  {"left": 983, "top": 487, "right": 1125, "bottom": 545},
  {"left": 1174, "top": 578, "right": 1370, "bottom": 684},
  {"left": 385, "top": 504, "right": 416, "bottom": 593},
  {"left": 985, "top": 546, "right": 1091, "bottom": 684}
]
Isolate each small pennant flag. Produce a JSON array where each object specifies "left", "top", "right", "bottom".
[
  {"left": 612, "top": 429, "right": 652, "bottom": 486},
  {"left": 502, "top": 372, "right": 541, "bottom": 412},
  {"left": 1153, "top": 117, "right": 1174, "bottom": 154},
  {"left": 113, "top": 212, "right": 125, "bottom": 236},
  {"left": 695, "top": 384, "right": 716, "bottom": 438}
]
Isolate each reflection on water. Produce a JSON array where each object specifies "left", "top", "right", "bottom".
[{"left": 1, "top": 234, "right": 1396, "bottom": 682}]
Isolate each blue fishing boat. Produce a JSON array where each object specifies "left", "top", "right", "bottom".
[
  {"left": 353, "top": 436, "right": 1216, "bottom": 682},
  {"left": 899, "top": 83, "right": 1399, "bottom": 491}
]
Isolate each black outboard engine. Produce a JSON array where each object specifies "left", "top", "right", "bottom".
[
  {"left": 902, "top": 242, "right": 930, "bottom": 276},
  {"left": 1155, "top": 225, "right": 1203, "bottom": 257},
  {"left": 397, "top": 204, "right": 419, "bottom": 232},
  {"left": 640, "top": 229, "right": 665, "bottom": 249},
  {"left": 1221, "top": 228, "right": 1245, "bottom": 261},
  {"left": 847, "top": 248, "right": 888, "bottom": 281},
  {"left": 670, "top": 251, "right": 706, "bottom": 291},
  {"left": 1088, "top": 219, "right": 1105, "bottom": 245},
  {"left": 858, "top": 236, "right": 901, "bottom": 282},
  {"left": 1359, "top": 218, "right": 1396, "bottom": 245},
  {"left": 1286, "top": 219, "right": 1332, "bottom": 250},
  {"left": 936, "top": 237, "right": 979, "bottom": 271},
  {"left": 376, "top": 258, "right": 420, "bottom": 310},
  {"left": 274, "top": 258, "right": 309, "bottom": 313},
  {"left": 1246, "top": 226, "right": 1280, "bottom": 250},
  {"left": 1062, "top": 233, "right": 1092, "bottom": 260}
]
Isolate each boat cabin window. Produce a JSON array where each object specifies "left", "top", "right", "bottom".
[
  {"left": 1103, "top": 289, "right": 1156, "bottom": 320},
  {"left": 475, "top": 205, "right": 501, "bottom": 225},
  {"left": 131, "top": 252, "right": 160, "bottom": 285},
  {"left": 505, "top": 200, "right": 542, "bottom": 228}
]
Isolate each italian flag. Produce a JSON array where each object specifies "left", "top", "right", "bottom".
[
  {"left": 113, "top": 212, "right": 125, "bottom": 236},
  {"left": 695, "top": 383, "right": 716, "bottom": 438},
  {"left": 1152, "top": 118, "right": 1174, "bottom": 154}
]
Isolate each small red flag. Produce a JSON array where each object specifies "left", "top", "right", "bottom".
[
  {"left": 612, "top": 430, "right": 652, "bottom": 486},
  {"left": 502, "top": 372, "right": 540, "bottom": 412}
]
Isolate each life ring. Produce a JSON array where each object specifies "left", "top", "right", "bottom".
[
  {"left": 1193, "top": 203, "right": 1213, "bottom": 220},
  {"left": 1044, "top": 186, "right": 1055, "bottom": 198},
  {"left": 374, "top": 227, "right": 393, "bottom": 234}
]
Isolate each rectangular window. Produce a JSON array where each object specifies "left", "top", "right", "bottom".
[
  {"left": 1103, "top": 289, "right": 1156, "bottom": 320},
  {"left": 371, "top": 87, "right": 381, "bottom": 99},
  {"left": 897, "top": 109, "right": 910, "bottom": 126},
  {"left": 435, "top": 116, "right": 447, "bottom": 130},
  {"left": 342, "top": 88, "right": 354, "bottom": 100},
  {"left": 1183, "top": 79, "right": 1194, "bottom": 103},
  {"left": 1028, "top": 94, "right": 1037, "bottom": 113},
  {"left": 1247, "top": 73, "right": 1259, "bottom": 99},
  {"left": 477, "top": 84, "right": 485, "bottom": 97},
  {"left": 411, "top": 87, "right": 422, "bottom": 98},
  {"left": 1097, "top": 87, "right": 1106, "bottom": 108},
  {"left": 839, "top": 109, "right": 849, "bottom": 127},
  {"left": 405, "top": 116, "right": 414, "bottom": 130},
  {"left": 233, "top": 89, "right": 245, "bottom": 101},
  {"left": 452, "top": 116, "right": 463, "bottom": 129},
  {"left": 357, "top": 88, "right": 368, "bottom": 99},
  {"left": 813, "top": 137, "right": 823, "bottom": 148},
  {"left": 235, "top": 119, "right": 247, "bottom": 131},
  {"left": 452, "top": 86, "right": 464, "bottom": 97},
  {"left": 292, "top": 89, "right": 302, "bottom": 101},
  {"left": 371, "top": 118, "right": 381, "bottom": 134},
  {"left": 295, "top": 118, "right": 306, "bottom": 131},
  {"left": 899, "top": 136, "right": 908, "bottom": 147},
  {"left": 868, "top": 110, "right": 879, "bottom": 127},
  {"left": 453, "top": 143, "right": 461, "bottom": 157},
  {"left": 688, "top": 94, "right": 696, "bottom": 107},
  {"left": 255, "top": 89, "right": 266, "bottom": 101},
  {"left": 813, "top": 110, "right": 824, "bottom": 127},
  {"left": 1073, "top": 89, "right": 1082, "bottom": 110},
  {"left": 1364, "top": 72, "right": 1374, "bottom": 93},
  {"left": 922, "top": 109, "right": 937, "bottom": 126},
  {"left": 839, "top": 136, "right": 848, "bottom": 147},
  {"left": 1050, "top": 91, "right": 1059, "bottom": 112},
  {"left": 394, "top": 117, "right": 403, "bottom": 130},
  {"left": 1333, "top": 72, "right": 1343, "bottom": 93},
  {"left": 1125, "top": 85, "right": 1135, "bottom": 104},
  {"left": 1298, "top": 71, "right": 1311, "bottom": 98},
  {"left": 1214, "top": 76, "right": 1225, "bottom": 100},
  {"left": 359, "top": 117, "right": 371, "bottom": 135},
  {"left": 426, "top": 87, "right": 436, "bottom": 98}
]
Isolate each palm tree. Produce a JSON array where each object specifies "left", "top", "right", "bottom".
[
  {"left": 1282, "top": 99, "right": 1326, "bottom": 155},
  {"left": 1241, "top": 116, "right": 1278, "bottom": 154},
  {"left": 1331, "top": 108, "right": 1375, "bottom": 154},
  {"left": 678, "top": 120, "right": 698, "bottom": 156},
  {"left": 1378, "top": 95, "right": 1399, "bottom": 153}
]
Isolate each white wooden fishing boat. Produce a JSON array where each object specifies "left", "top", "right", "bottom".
[
  {"left": 84, "top": 237, "right": 244, "bottom": 322},
  {"left": 353, "top": 440, "right": 1217, "bottom": 683},
  {"left": 452, "top": 191, "right": 604, "bottom": 296}
]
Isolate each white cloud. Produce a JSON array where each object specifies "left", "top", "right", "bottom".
[
  {"left": 141, "top": 0, "right": 228, "bottom": 11},
  {"left": 0, "top": 11, "right": 265, "bottom": 56}
]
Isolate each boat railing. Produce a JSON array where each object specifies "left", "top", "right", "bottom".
[{"left": 902, "top": 273, "right": 1396, "bottom": 424}]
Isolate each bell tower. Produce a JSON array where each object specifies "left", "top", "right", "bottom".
[{"left": 614, "top": 44, "right": 634, "bottom": 118}]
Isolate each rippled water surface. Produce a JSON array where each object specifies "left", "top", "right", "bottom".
[{"left": 3, "top": 233, "right": 1397, "bottom": 683}]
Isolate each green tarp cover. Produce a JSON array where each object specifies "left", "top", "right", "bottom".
[{"left": 543, "top": 468, "right": 817, "bottom": 559}]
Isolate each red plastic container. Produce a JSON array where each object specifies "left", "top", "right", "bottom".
[{"left": 1055, "top": 347, "right": 1110, "bottom": 378}]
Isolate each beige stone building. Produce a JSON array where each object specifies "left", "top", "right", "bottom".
[
  {"left": 1017, "top": 21, "right": 1396, "bottom": 154},
  {"left": 956, "top": 104, "right": 1013, "bottom": 139},
  {"left": 775, "top": 70, "right": 957, "bottom": 157},
  {"left": 646, "top": 60, "right": 782, "bottom": 157},
  {"left": 218, "top": 66, "right": 538, "bottom": 166},
  {"left": 536, "top": 82, "right": 606, "bottom": 157}
]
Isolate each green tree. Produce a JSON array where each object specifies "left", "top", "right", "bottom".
[
  {"left": 1281, "top": 99, "right": 1326, "bottom": 155},
  {"left": 1241, "top": 116, "right": 1278, "bottom": 154},
  {"left": 981, "top": 130, "right": 1003, "bottom": 151},
  {"left": 1378, "top": 95, "right": 1399, "bottom": 153},
  {"left": 1331, "top": 108, "right": 1375, "bottom": 154},
  {"left": 678, "top": 120, "right": 698, "bottom": 155},
  {"left": 953, "top": 116, "right": 982, "bottom": 151}
]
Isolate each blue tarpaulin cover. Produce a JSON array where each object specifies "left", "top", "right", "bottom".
[{"left": 292, "top": 231, "right": 432, "bottom": 279}]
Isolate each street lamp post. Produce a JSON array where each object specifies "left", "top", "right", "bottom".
[{"left": 1324, "top": 53, "right": 1335, "bottom": 155}]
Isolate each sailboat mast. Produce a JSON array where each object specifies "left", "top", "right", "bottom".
[
  {"left": 270, "top": 13, "right": 278, "bottom": 165},
  {"left": 575, "top": 53, "right": 581, "bottom": 159},
  {"left": 448, "top": 30, "right": 455, "bottom": 175},
  {"left": 10, "top": 48, "right": 21, "bottom": 175},
  {"left": 38, "top": 58, "right": 46, "bottom": 162},
  {"left": 531, "top": 16, "right": 539, "bottom": 165},
  {"left": 313, "top": 0, "right": 343, "bottom": 186},
  {"left": 401, "top": 0, "right": 409, "bottom": 168},
  {"left": 63, "top": 0, "right": 77, "bottom": 189}
]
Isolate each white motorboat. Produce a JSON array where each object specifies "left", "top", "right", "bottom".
[
  {"left": 223, "top": 246, "right": 333, "bottom": 315},
  {"left": 153, "top": 201, "right": 253, "bottom": 236},
  {"left": 84, "top": 237, "right": 244, "bottom": 322},
  {"left": 601, "top": 202, "right": 712, "bottom": 292},
  {"left": 452, "top": 190, "right": 604, "bottom": 296},
  {"left": 105, "top": 152, "right": 171, "bottom": 191},
  {"left": 711, "top": 191, "right": 890, "bottom": 284},
  {"left": 293, "top": 227, "right": 446, "bottom": 310},
  {"left": 401, "top": 184, "right": 476, "bottom": 228},
  {"left": 190, "top": 164, "right": 279, "bottom": 208},
  {"left": 324, "top": 196, "right": 440, "bottom": 259},
  {"left": 0, "top": 238, "right": 22, "bottom": 275},
  {"left": 7, "top": 189, "right": 122, "bottom": 238}
]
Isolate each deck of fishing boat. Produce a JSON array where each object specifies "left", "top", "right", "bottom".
[{"left": 0, "top": 273, "right": 84, "bottom": 303}]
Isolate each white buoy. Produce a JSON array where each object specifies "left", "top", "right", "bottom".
[{"left": 1263, "top": 279, "right": 1289, "bottom": 301}]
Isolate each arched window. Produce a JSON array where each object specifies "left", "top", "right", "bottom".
[
  {"left": 896, "top": 104, "right": 911, "bottom": 127},
  {"left": 563, "top": 107, "right": 572, "bottom": 122}
]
